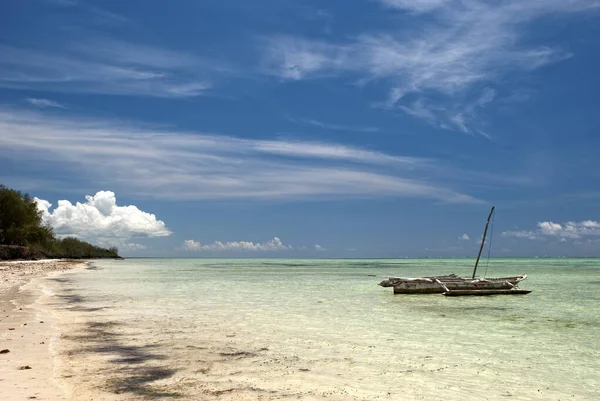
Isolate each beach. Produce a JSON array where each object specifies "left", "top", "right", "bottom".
[
  {"left": 0, "top": 260, "right": 86, "bottom": 401},
  {"left": 2, "top": 258, "right": 599, "bottom": 400}
]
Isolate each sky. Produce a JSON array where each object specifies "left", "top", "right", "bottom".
[{"left": 1, "top": 0, "right": 599, "bottom": 258}]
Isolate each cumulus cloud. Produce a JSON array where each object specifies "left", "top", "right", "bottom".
[
  {"left": 119, "top": 243, "right": 148, "bottom": 251},
  {"left": 503, "top": 220, "right": 600, "bottom": 240},
  {"left": 35, "top": 191, "right": 171, "bottom": 244},
  {"left": 459, "top": 234, "right": 470, "bottom": 240},
  {"left": 314, "top": 244, "right": 326, "bottom": 251},
  {"left": 183, "top": 237, "right": 290, "bottom": 252}
]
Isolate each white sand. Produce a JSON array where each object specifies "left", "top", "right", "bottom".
[{"left": 0, "top": 260, "right": 86, "bottom": 401}]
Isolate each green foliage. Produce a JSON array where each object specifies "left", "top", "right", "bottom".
[
  {"left": 0, "top": 185, "right": 51, "bottom": 246},
  {"left": 0, "top": 185, "right": 120, "bottom": 259},
  {"left": 39, "top": 237, "right": 120, "bottom": 259}
]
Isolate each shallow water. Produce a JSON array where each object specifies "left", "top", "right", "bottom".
[{"left": 40, "top": 258, "right": 600, "bottom": 400}]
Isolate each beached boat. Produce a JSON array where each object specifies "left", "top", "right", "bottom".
[{"left": 379, "top": 206, "right": 531, "bottom": 296}]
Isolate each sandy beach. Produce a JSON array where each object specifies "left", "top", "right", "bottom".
[
  {"left": 1, "top": 258, "right": 598, "bottom": 400},
  {"left": 0, "top": 259, "right": 86, "bottom": 401}
]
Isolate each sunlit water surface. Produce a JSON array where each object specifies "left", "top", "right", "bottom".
[{"left": 39, "top": 258, "right": 599, "bottom": 400}]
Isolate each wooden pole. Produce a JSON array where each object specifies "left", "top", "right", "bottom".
[{"left": 472, "top": 206, "right": 495, "bottom": 279}]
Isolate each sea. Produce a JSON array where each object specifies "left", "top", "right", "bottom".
[{"left": 35, "top": 258, "right": 599, "bottom": 400}]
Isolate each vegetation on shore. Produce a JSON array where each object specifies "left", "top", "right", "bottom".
[{"left": 0, "top": 185, "right": 120, "bottom": 260}]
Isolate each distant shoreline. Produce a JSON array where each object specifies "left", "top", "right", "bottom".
[
  {"left": 120, "top": 256, "right": 600, "bottom": 260},
  {"left": 0, "top": 244, "right": 122, "bottom": 262}
]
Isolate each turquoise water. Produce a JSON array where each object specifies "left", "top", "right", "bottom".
[{"left": 40, "top": 258, "right": 599, "bottom": 400}]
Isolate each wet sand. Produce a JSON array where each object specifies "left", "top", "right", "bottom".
[{"left": 0, "top": 260, "right": 86, "bottom": 401}]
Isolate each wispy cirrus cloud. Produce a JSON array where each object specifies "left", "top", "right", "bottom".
[
  {"left": 0, "top": 108, "right": 479, "bottom": 203},
  {"left": 26, "top": 98, "right": 66, "bottom": 108},
  {"left": 44, "top": 0, "right": 128, "bottom": 25},
  {"left": 287, "top": 117, "right": 380, "bottom": 133},
  {"left": 0, "top": 39, "right": 221, "bottom": 98},
  {"left": 379, "top": 0, "right": 451, "bottom": 13},
  {"left": 263, "top": 36, "right": 347, "bottom": 81},
  {"left": 264, "top": 0, "right": 598, "bottom": 134}
]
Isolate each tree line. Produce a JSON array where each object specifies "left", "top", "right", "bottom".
[{"left": 0, "top": 185, "right": 120, "bottom": 260}]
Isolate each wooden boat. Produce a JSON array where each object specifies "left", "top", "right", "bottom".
[
  {"left": 379, "top": 274, "right": 527, "bottom": 294},
  {"left": 379, "top": 206, "right": 531, "bottom": 296}
]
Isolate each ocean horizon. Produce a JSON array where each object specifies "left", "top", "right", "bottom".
[{"left": 33, "top": 257, "right": 599, "bottom": 400}]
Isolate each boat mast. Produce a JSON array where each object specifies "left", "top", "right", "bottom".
[{"left": 472, "top": 206, "right": 495, "bottom": 279}]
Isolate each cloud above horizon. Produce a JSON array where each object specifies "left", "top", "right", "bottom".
[
  {"left": 35, "top": 190, "right": 171, "bottom": 246},
  {"left": 264, "top": 0, "right": 598, "bottom": 133},
  {"left": 183, "top": 237, "right": 290, "bottom": 252},
  {"left": 503, "top": 220, "right": 600, "bottom": 241},
  {"left": 0, "top": 108, "right": 480, "bottom": 203}
]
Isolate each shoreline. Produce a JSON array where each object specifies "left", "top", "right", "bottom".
[{"left": 0, "top": 259, "right": 87, "bottom": 401}]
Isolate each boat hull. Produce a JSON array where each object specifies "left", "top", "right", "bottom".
[
  {"left": 443, "top": 289, "right": 532, "bottom": 296},
  {"left": 379, "top": 275, "right": 527, "bottom": 294}
]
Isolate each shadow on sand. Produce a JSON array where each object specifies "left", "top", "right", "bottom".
[{"left": 51, "top": 281, "right": 180, "bottom": 398}]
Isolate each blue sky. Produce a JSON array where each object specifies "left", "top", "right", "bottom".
[{"left": 1, "top": 0, "right": 599, "bottom": 257}]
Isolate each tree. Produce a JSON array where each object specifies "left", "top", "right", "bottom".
[
  {"left": 0, "top": 185, "right": 52, "bottom": 246},
  {"left": 0, "top": 185, "right": 120, "bottom": 259}
]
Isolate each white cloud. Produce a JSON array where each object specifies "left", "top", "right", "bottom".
[
  {"left": 254, "top": 140, "right": 417, "bottom": 165},
  {"left": 26, "top": 98, "right": 66, "bottom": 108},
  {"left": 0, "top": 39, "right": 220, "bottom": 98},
  {"left": 398, "top": 99, "right": 439, "bottom": 123},
  {"left": 119, "top": 243, "right": 147, "bottom": 251},
  {"left": 450, "top": 113, "right": 469, "bottom": 134},
  {"left": 34, "top": 191, "right": 171, "bottom": 243},
  {"left": 459, "top": 234, "right": 470, "bottom": 240},
  {"left": 263, "top": 36, "right": 348, "bottom": 80},
  {"left": 289, "top": 117, "right": 380, "bottom": 133},
  {"left": 503, "top": 230, "right": 540, "bottom": 240},
  {"left": 503, "top": 220, "right": 600, "bottom": 241},
  {"left": 183, "top": 237, "right": 290, "bottom": 252},
  {"left": 264, "top": 1, "right": 597, "bottom": 132},
  {"left": 397, "top": 90, "right": 495, "bottom": 137},
  {"left": 379, "top": 0, "right": 451, "bottom": 13},
  {"left": 538, "top": 221, "right": 564, "bottom": 236},
  {"left": 45, "top": 0, "right": 79, "bottom": 5},
  {"left": 315, "top": 244, "right": 326, "bottom": 251},
  {"left": 0, "top": 108, "right": 480, "bottom": 203},
  {"left": 183, "top": 240, "right": 201, "bottom": 250},
  {"left": 44, "top": 0, "right": 128, "bottom": 24}
]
